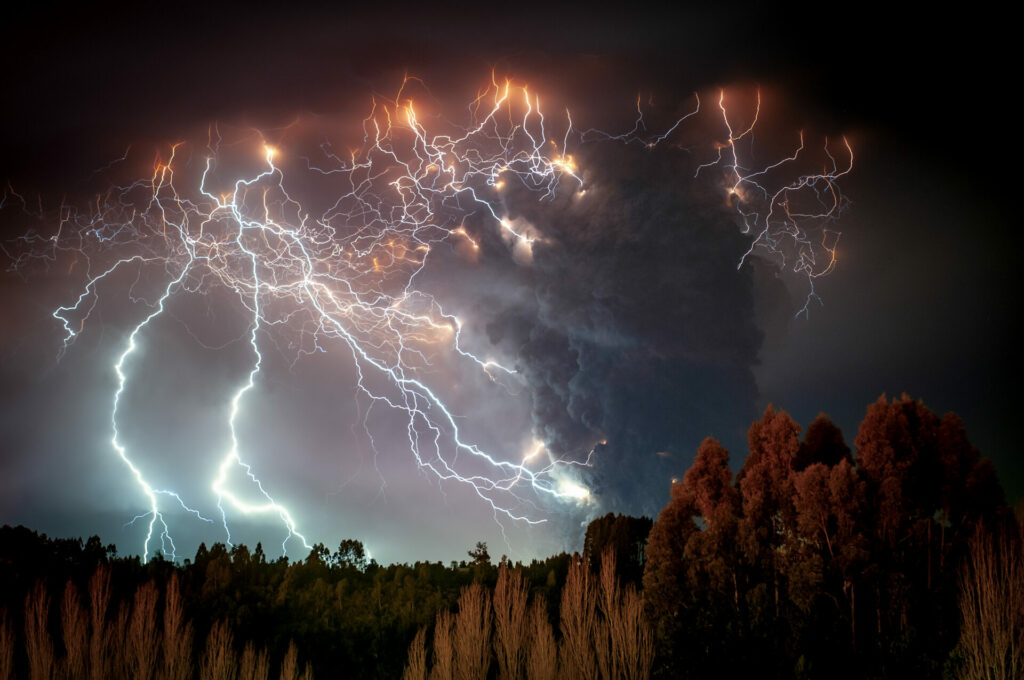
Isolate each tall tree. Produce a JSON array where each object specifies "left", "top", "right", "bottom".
[
  {"left": 735, "top": 406, "right": 801, "bottom": 640},
  {"left": 642, "top": 481, "right": 698, "bottom": 678},
  {"left": 679, "top": 438, "right": 742, "bottom": 630},
  {"left": 854, "top": 394, "right": 1004, "bottom": 672}
]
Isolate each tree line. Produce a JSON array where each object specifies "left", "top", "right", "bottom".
[
  {"left": 0, "top": 394, "right": 1020, "bottom": 679},
  {"left": 0, "top": 526, "right": 584, "bottom": 679}
]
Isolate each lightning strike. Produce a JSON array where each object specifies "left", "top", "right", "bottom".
[{"left": 10, "top": 76, "right": 850, "bottom": 559}]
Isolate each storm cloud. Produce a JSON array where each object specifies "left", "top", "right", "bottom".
[{"left": 475, "top": 142, "right": 762, "bottom": 516}]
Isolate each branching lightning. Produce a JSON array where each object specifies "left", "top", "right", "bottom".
[
  {"left": 700, "top": 90, "right": 852, "bottom": 316},
  {"left": 7, "top": 76, "right": 851, "bottom": 560}
]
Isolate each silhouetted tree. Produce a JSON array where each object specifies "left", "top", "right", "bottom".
[
  {"left": 332, "top": 540, "right": 368, "bottom": 571},
  {"left": 583, "top": 514, "right": 652, "bottom": 585},
  {"left": 794, "top": 414, "right": 851, "bottom": 472},
  {"left": 468, "top": 542, "right": 491, "bottom": 567}
]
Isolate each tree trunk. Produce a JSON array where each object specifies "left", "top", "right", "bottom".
[
  {"left": 850, "top": 583, "right": 856, "bottom": 652},
  {"left": 927, "top": 521, "right": 932, "bottom": 591}
]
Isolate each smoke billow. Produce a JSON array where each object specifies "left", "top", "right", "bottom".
[{"left": 482, "top": 143, "right": 763, "bottom": 516}]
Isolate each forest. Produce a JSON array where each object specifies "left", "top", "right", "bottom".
[{"left": 0, "top": 394, "right": 1021, "bottom": 679}]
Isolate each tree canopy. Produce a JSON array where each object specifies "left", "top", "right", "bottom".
[{"left": 642, "top": 395, "right": 1011, "bottom": 679}]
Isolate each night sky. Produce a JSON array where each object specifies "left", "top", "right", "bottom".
[{"left": 1, "top": 2, "right": 1018, "bottom": 565}]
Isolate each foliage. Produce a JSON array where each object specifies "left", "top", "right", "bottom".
[{"left": 642, "top": 395, "right": 1010, "bottom": 679}]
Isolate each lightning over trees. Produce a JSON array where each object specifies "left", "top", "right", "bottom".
[
  {"left": 5, "top": 75, "right": 851, "bottom": 560},
  {"left": 0, "top": 392, "right": 1015, "bottom": 680}
]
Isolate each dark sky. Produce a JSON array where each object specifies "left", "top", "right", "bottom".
[{"left": 1, "top": 2, "right": 1019, "bottom": 564}]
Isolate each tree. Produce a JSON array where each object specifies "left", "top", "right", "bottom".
[
  {"left": 791, "top": 457, "right": 868, "bottom": 657},
  {"left": 679, "top": 438, "right": 742, "bottom": 630},
  {"left": 25, "top": 581, "right": 54, "bottom": 680},
  {"left": 853, "top": 394, "right": 1006, "bottom": 674},
  {"left": 793, "top": 414, "right": 851, "bottom": 472},
  {"left": 558, "top": 556, "right": 596, "bottom": 680},
  {"left": 525, "top": 598, "right": 557, "bottom": 680},
  {"left": 453, "top": 583, "right": 492, "bottom": 680},
  {"left": 0, "top": 610, "right": 13, "bottom": 680},
  {"left": 642, "top": 481, "right": 698, "bottom": 677},
  {"left": 162, "top": 573, "right": 192, "bottom": 680},
  {"left": 307, "top": 543, "right": 330, "bottom": 565},
  {"left": 493, "top": 565, "right": 528, "bottom": 680},
  {"left": 855, "top": 394, "right": 941, "bottom": 545},
  {"left": 735, "top": 405, "right": 801, "bottom": 649},
  {"left": 583, "top": 514, "right": 653, "bottom": 584},
  {"left": 403, "top": 628, "right": 427, "bottom": 680},
  {"left": 642, "top": 397, "right": 1008, "bottom": 678},
  {"left": 468, "top": 542, "right": 491, "bottom": 567},
  {"left": 737, "top": 406, "right": 801, "bottom": 551},
  {"left": 333, "top": 540, "right": 368, "bottom": 571},
  {"left": 956, "top": 520, "right": 1024, "bottom": 680}
]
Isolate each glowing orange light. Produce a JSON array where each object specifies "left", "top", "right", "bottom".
[{"left": 554, "top": 155, "right": 577, "bottom": 172}]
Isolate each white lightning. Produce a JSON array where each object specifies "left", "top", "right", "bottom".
[{"left": 11, "top": 77, "right": 849, "bottom": 560}]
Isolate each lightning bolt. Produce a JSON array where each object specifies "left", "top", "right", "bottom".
[
  {"left": 10, "top": 76, "right": 850, "bottom": 559},
  {"left": 698, "top": 89, "right": 853, "bottom": 316}
]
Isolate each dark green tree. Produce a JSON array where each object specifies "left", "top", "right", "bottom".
[
  {"left": 582, "top": 513, "right": 652, "bottom": 584},
  {"left": 332, "top": 539, "right": 368, "bottom": 571},
  {"left": 467, "top": 541, "right": 490, "bottom": 566}
]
